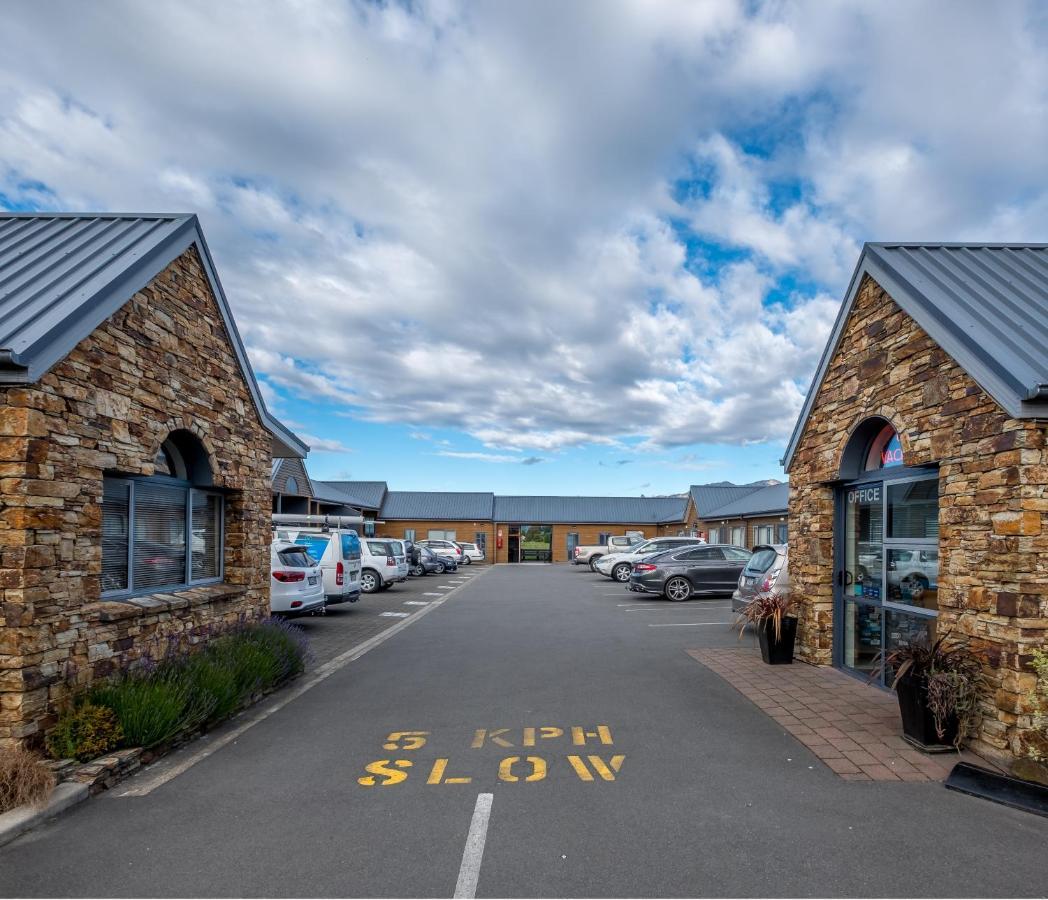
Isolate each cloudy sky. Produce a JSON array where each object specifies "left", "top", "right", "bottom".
[{"left": 2, "top": 1, "right": 1046, "bottom": 494}]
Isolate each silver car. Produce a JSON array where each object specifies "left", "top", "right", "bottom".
[{"left": 731, "top": 544, "right": 789, "bottom": 613}]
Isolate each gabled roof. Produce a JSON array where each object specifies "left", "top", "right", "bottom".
[
  {"left": 272, "top": 457, "right": 314, "bottom": 497},
  {"left": 702, "top": 483, "right": 789, "bottom": 519},
  {"left": 783, "top": 243, "right": 1048, "bottom": 471},
  {"left": 492, "top": 495, "right": 688, "bottom": 525},
  {"left": 0, "top": 213, "right": 307, "bottom": 458},
  {"left": 381, "top": 491, "right": 495, "bottom": 521},
  {"left": 315, "top": 481, "right": 388, "bottom": 511},
  {"left": 689, "top": 484, "right": 765, "bottom": 519}
]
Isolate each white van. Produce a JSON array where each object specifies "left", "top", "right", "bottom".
[
  {"left": 360, "top": 538, "right": 409, "bottom": 593},
  {"left": 272, "top": 515, "right": 362, "bottom": 604}
]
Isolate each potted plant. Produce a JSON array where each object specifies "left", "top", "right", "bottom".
[
  {"left": 877, "top": 634, "right": 982, "bottom": 752},
  {"left": 737, "top": 593, "right": 797, "bottom": 665}
]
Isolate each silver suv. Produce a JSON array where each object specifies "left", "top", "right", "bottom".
[
  {"left": 731, "top": 544, "right": 789, "bottom": 613},
  {"left": 595, "top": 536, "right": 706, "bottom": 582}
]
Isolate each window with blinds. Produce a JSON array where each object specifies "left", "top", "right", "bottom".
[{"left": 102, "top": 476, "right": 223, "bottom": 597}]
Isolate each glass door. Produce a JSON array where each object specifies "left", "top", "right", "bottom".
[{"left": 839, "top": 482, "right": 884, "bottom": 677}]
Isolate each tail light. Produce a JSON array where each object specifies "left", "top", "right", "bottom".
[
  {"left": 290, "top": 600, "right": 303, "bottom": 608},
  {"left": 336, "top": 561, "right": 344, "bottom": 586},
  {"left": 761, "top": 577, "right": 772, "bottom": 591},
  {"left": 573, "top": 547, "right": 580, "bottom": 557},
  {"left": 387, "top": 555, "right": 396, "bottom": 566},
  {"left": 633, "top": 563, "right": 657, "bottom": 573},
  {"left": 273, "top": 571, "right": 305, "bottom": 583}
]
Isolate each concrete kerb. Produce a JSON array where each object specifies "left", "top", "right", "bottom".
[
  {"left": 0, "top": 782, "right": 90, "bottom": 849},
  {"left": 0, "top": 565, "right": 493, "bottom": 843}
]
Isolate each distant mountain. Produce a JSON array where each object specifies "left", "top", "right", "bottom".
[{"left": 703, "top": 479, "right": 783, "bottom": 487}]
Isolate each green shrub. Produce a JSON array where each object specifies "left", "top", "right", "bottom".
[
  {"left": 90, "top": 618, "right": 310, "bottom": 747},
  {"left": 90, "top": 668, "right": 211, "bottom": 749},
  {"left": 0, "top": 747, "right": 55, "bottom": 813},
  {"left": 45, "top": 702, "right": 123, "bottom": 762}
]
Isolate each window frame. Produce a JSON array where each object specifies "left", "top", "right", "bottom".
[{"left": 101, "top": 473, "right": 225, "bottom": 600}]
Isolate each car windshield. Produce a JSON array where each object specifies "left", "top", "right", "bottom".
[
  {"left": 277, "top": 548, "right": 314, "bottom": 568},
  {"left": 745, "top": 548, "right": 778, "bottom": 573},
  {"left": 632, "top": 541, "right": 659, "bottom": 554}
]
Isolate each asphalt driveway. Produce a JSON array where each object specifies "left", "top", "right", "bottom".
[{"left": 1, "top": 564, "right": 1045, "bottom": 897}]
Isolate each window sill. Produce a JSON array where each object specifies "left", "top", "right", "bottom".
[{"left": 88, "top": 583, "right": 249, "bottom": 622}]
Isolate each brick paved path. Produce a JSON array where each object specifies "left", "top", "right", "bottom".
[{"left": 689, "top": 647, "right": 995, "bottom": 782}]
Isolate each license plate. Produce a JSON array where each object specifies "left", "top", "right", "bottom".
[{"left": 308, "top": 576, "right": 318, "bottom": 585}]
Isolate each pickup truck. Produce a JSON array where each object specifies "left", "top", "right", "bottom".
[{"left": 573, "top": 534, "right": 644, "bottom": 569}]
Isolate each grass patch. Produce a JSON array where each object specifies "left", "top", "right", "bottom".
[
  {"left": 45, "top": 702, "right": 123, "bottom": 762},
  {"left": 0, "top": 747, "right": 56, "bottom": 813}
]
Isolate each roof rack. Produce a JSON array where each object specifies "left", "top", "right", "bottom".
[{"left": 272, "top": 513, "right": 365, "bottom": 529}]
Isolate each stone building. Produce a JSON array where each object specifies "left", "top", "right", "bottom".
[
  {"left": 0, "top": 213, "right": 306, "bottom": 747},
  {"left": 783, "top": 243, "right": 1048, "bottom": 763}
]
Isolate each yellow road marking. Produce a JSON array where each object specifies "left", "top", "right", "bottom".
[
  {"left": 566, "top": 754, "right": 625, "bottom": 781},
  {"left": 571, "top": 725, "right": 613, "bottom": 745},
  {"left": 358, "top": 759, "right": 413, "bottom": 786},
  {"left": 497, "top": 755, "right": 547, "bottom": 782}
]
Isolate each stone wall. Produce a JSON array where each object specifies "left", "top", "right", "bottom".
[
  {"left": 0, "top": 246, "right": 273, "bottom": 747},
  {"left": 788, "top": 273, "right": 1048, "bottom": 761}
]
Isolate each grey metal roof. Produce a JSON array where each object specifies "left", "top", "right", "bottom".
[
  {"left": 783, "top": 243, "right": 1048, "bottom": 471},
  {"left": 381, "top": 491, "right": 495, "bottom": 521},
  {"left": 702, "top": 483, "right": 789, "bottom": 519},
  {"left": 316, "top": 481, "right": 388, "bottom": 510},
  {"left": 0, "top": 212, "right": 307, "bottom": 458},
  {"left": 492, "top": 495, "right": 688, "bottom": 524},
  {"left": 689, "top": 484, "right": 764, "bottom": 518}
]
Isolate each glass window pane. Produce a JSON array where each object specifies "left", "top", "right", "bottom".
[
  {"left": 776, "top": 524, "right": 788, "bottom": 543},
  {"left": 731, "top": 526, "right": 745, "bottom": 546},
  {"left": 887, "top": 479, "right": 939, "bottom": 539},
  {"left": 291, "top": 533, "right": 329, "bottom": 567},
  {"left": 133, "top": 483, "right": 187, "bottom": 590},
  {"left": 865, "top": 424, "right": 904, "bottom": 470},
  {"left": 102, "top": 479, "right": 130, "bottom": 593},
  {"left": 191, "top": 491, "right": 221, "bottom": 581},
  {"left": 887, "top": 548, "right": 938, "bottom": 611},
  {"left": 844, "top": 484, "right": 883, "bottom": 600},
  {"left": 843, "top": 600, "right": 881, "bottom": 674},
  {"left": 884, "top": 608, "right": 937, "bottom": 682}
]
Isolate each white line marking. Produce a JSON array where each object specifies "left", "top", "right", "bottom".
[
  {"left": 117, "top": 567, "right": 493, "bottom": 798},
  {"left": 647, "top": 622, "right": 734, "bottom": 627},
  {"left": 625, "top": 606, "right": 731, "bottom": 612},
  {"left": 424, "top": 592, "right": 443, "bottom": 596},
  {"left": 380, "top": 611, "right": 411, "bottom": 617},
  {"left": 403, "top": 600, "right": 429, "bottom": 605},
  {"left": 454, "top": 793, "right": 494, "bottom": 899}
]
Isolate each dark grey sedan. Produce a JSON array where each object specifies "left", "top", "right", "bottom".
[{"left": 627, "top": 544, "right": 752, "bottom": 601}]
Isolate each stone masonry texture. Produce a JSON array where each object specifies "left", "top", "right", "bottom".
[
  {"left": 0, "top": 246, "right": 273, "bottom": 748},
  {"left": 787, "top": 273, "right": 1048, "bottom": 763}
]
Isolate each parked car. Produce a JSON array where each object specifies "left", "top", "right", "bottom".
[
  {"left": 433, "top": 551, "right": 458, "bottom": 572},
  {"left": 628, "top": 544, "right": 752, "bottom": 601},
  {"left": 360, "top": 538, "right": 408, "bottom": 594},
  {"left": 596, "top": 536, "right": 707, "bottom": 582},
  {"left": 457, "top": 541, "right": 484, "bottom": 564},
  {"left": 273, "top": 525, "right": 362, "bottom": 604},
  {"left": 410, "top": 545, "right": 450, "bottom": 576},
  {"left": 573, "top": 534, "right": 644, "bottom": 569},
  {"left": 270, "top": 541, "right": 326, "bottom": 615},
  {"left": 418, "top": 539, "right": 464, "bottom": 563},
  {"left": 731, "top": 543, "right": 789, "bottom": 613}
]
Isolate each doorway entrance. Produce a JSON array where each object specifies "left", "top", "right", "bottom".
[
  {"left": 834, "top": 420, "right": 940, "bottom": 685},
  {"left": 506, "top": 524, "right": 553, "bottom": 562}
]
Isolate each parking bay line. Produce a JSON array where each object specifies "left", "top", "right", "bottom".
[
  {"left": 117, "top": 566, "right": 493, "bottom": 798},
  {"left": 454, "top": 793, "right": 494, "bottom": 899},
  {"left": 647, "top": 622, "right": 735, "bottom": 627}
]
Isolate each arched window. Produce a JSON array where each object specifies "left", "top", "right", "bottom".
[
  {"left": 285, "top": 476, "right": 299, "bottom": 494},
  {"left": 102, "top": 430, "right": 223, "bottom": 596},
  {"left": 839, "top": 417, "right": 904, "bottom": 480}
]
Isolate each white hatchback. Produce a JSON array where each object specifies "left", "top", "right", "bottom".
[
  {"left": 457, "top": 541, "right": 484, "bottom": 564},
  {"left": 270, "top": 541, "right": 325, "bottom": 615}
]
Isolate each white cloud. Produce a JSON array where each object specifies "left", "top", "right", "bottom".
[
  {"left": 0, "top": 1, "right": 1044, "bottom": 455},
  {"left": 298, "top": 434, "right": 354, "bottom": 454}
]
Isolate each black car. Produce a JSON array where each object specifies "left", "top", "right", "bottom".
[
  {"left": 410, "top": 546, "right": 457, "bottom": 576},
  {"left": 628, "top": 544, "right": 752, "bottom": 601}
]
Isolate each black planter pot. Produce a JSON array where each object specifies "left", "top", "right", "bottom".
[
  {"left": 757, "top": 616, "right": 797, "bottom": 665},
  {"left": 895, "top": 675, "right": 958, "bottom": 752}
]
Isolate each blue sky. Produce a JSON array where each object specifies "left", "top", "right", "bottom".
[{"left": 2, "top": 1, "right": 1046, "bottom": 495}]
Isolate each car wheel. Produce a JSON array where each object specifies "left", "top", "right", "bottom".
[
  {"left": 462, "top": 556, "right": 471, "bottom": 565},
  {"left": 613, "top": 563, "right": 632, "bottom": 583},
  {"left": 435, "top": 562, "right": 445, "bottom": 574},
  {"left": 411, "top": 564, "right": 424, "bottom": 577},
  {"left": 589, "top": 556, "right": 602, "bottom": 572},
  {"left": 360, "top": 570, "right": 380, "bottom": 594},
  {"left": 665, "top": 577, "right": 691, "bottom": 602}
]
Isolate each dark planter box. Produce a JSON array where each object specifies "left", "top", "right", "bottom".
[
  {"left": 757, "top": 616, "right": 797, "bottom": 665},
  {"left": 895, "top": 675, "right": 958, "bottom": 751}
]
